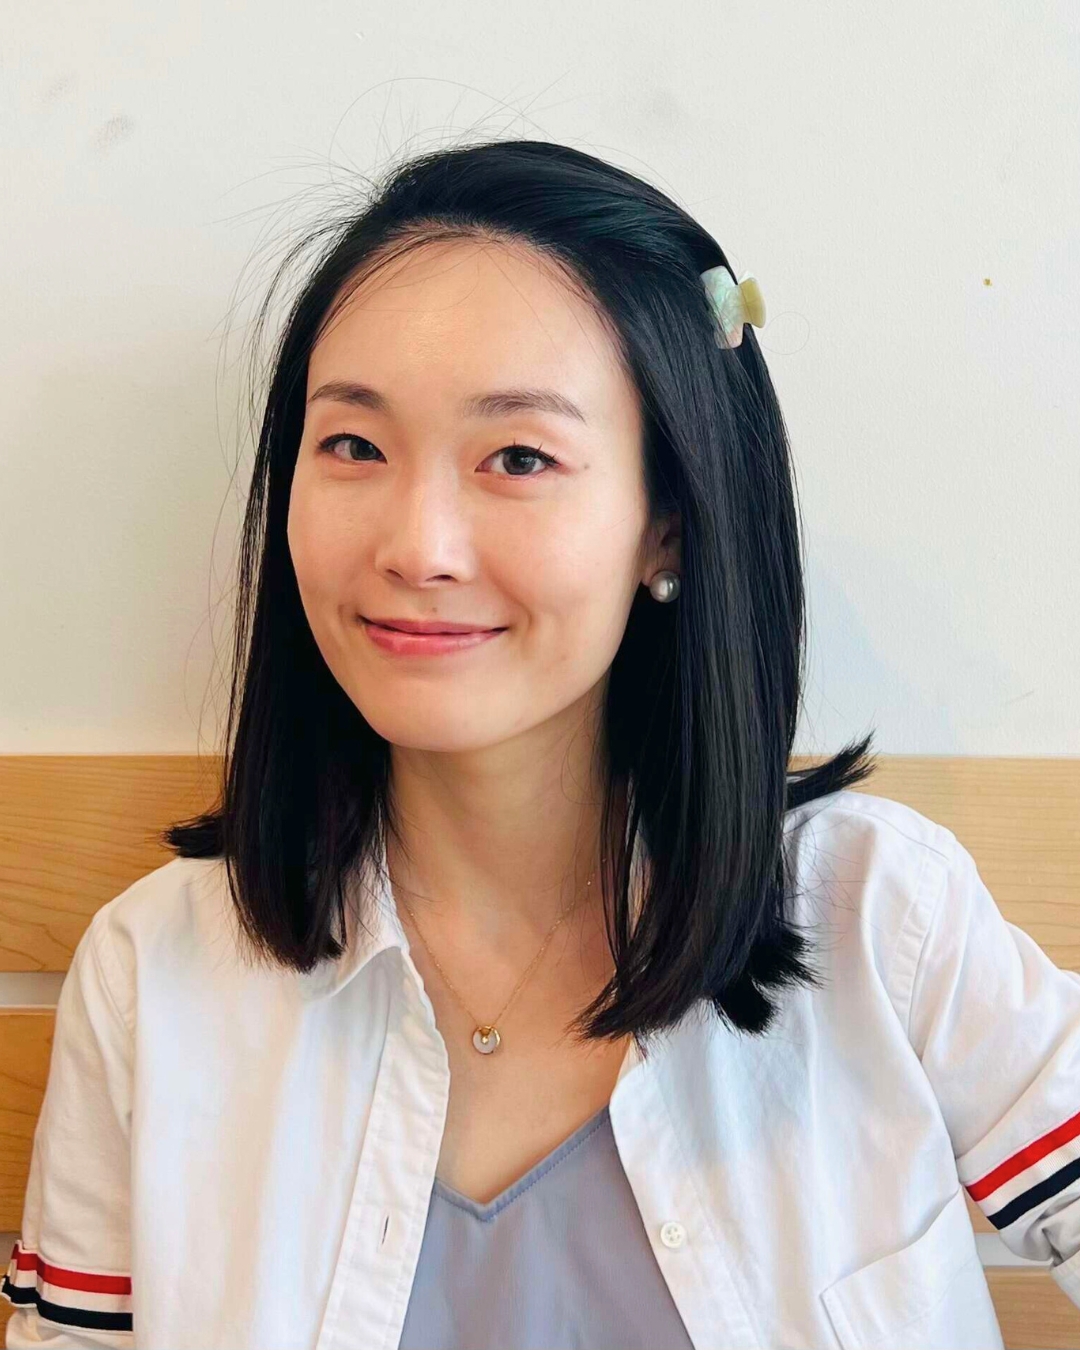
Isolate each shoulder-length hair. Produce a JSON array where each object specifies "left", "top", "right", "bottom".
[{"left": 162, "top": 136, "right": 877, "bottom": 1050}]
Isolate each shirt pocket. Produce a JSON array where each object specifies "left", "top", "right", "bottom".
[{"left": 818, "top": 1186, "right": 1004, "bottom": 1349}]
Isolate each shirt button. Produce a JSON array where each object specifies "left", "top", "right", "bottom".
[{"left": 660, "top": 1221, "right": 686, "bottom": 1249}]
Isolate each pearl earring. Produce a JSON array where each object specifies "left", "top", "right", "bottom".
[{"left": 648, "top": 570, "right": 680, "bottom": 602}]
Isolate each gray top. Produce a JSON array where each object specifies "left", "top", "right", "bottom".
[{"left": 398, "top": 1103, "right": 695, "bottom": 1350}]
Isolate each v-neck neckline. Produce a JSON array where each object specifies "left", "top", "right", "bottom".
[{"left": 431, "top": 1103, "right": 611, "bottom": 1221}]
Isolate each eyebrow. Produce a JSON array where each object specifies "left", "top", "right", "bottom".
[{"left": 306, "top": 380, "right": 589, "bottom": 425}]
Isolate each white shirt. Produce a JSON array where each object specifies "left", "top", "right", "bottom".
[{"left": 4, "top": 788, "right": 1080, "bottom": 1350}]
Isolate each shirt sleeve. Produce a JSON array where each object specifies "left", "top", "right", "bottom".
[
  {"left": 3, "top": 909, "right": 135, "bottom": 1347},
  {"left": 905, "top": 829, "right": 1080, "bottom": 1308}
]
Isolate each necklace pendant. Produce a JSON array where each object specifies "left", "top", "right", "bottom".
[{"left": 472, "top": 1024, "right": 501, "bottom": 1054}]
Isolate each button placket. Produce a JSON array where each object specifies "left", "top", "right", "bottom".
[
  {"left": 609, "top": 1053, "right": 762, "bottom": 1346},
  {"left": 314, "top": 961, "right": 450, "bottom": 1350}
]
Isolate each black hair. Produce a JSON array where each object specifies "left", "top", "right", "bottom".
[{"left": 162, "top": 136, "right": 877, "bottom": 1053}]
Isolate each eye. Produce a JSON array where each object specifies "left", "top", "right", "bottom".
[
  {"left": 315, "top": 434, "right": 560, "bottom": 478},
  {"left": 486, "top": 444, "right": 560, "bottom": 477},
  {"left": 316, "top": 434, "right": 381, "bottom": 463}
]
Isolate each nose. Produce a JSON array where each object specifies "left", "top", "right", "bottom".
[{"left": 370, "top": 471, "right": 478, "bottom": 589}]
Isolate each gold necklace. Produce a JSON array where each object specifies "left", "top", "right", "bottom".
[{"left": 395, "top": 867, "right": 598, "bottom": 1055}]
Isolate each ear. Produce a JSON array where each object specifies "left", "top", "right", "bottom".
[{"left": 642, "top": 511, "right": 681, "bottom": 584}]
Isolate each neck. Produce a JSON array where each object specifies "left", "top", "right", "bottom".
[{"left": 382, "top": 748, "right": 626, "bottom": 944}]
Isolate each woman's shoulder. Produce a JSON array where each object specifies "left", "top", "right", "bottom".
[
  {"left": 784, "top": 786, "right": 955, "bottom": 856},
  {"left": 92, "top": 852, "right": 230, "bottom": 941},
  {"left": 83, "top": 854, "right": 236, "bottom": 1017},
  {"left": 783, "top": 786, "right": 959, "bottom": 918},
  {"left": 781, "top": 788, "right": 968, "bottom": 1015}
]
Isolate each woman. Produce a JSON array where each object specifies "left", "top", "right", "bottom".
[{"left": 5, "top": 138, "right": 1079, "bottom": 1350}]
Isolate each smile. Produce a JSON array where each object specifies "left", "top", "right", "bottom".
[{"left": 360, "top": 621, "right": 505, "bottom": 656}]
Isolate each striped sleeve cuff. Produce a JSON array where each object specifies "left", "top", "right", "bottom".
[{"left": 2, "top": 1239, "right": 133, "bottom": 1335}]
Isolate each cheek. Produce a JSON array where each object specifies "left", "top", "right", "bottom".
[
  {"left": 287, "top": 483, "right": 355, "bottom": 599},
  {"left": 512, "top": 513, "right": 640, "bottom": 655}
]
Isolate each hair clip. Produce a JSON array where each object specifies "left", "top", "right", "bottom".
[{"left": 700, "top": 265, "right": 766, "bottom": 349}]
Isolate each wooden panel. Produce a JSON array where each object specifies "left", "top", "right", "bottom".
[
  {"left": 985, "top": 1266, "right": 1080, "bottom": 1348},
  {"left": 0, "top": 1012, "right": 53, "bottom": 1231},
  {"left": 0, "top": 754, "right": 220, "bottom": 972}
]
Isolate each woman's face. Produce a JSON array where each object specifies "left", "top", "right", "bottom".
[{"left": 287, "top": 238, "right": 679, "bottom": 755}]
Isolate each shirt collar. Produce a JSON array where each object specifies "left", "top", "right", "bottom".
[{"left": 298, "top": 829, "right": 409, "bottom": 1002}]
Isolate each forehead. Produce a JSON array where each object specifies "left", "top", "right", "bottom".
[{"left": 306, "top": 239, "right": 637, "bottom": 426}]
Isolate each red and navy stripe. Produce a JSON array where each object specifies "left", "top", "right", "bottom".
[
  {"left": 1, "top": 1241, "right": 132, "bottom": 1333},
  {"left": 966, "top": 1107, "right": 1080, "bottom": 1232}
]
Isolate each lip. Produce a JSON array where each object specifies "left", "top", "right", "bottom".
[
  {"left": 362, "top": 617, "right": 503, "bottom": 634},
  {"left": 361, "top": 619, "right": 505, "bottom": 657}
]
